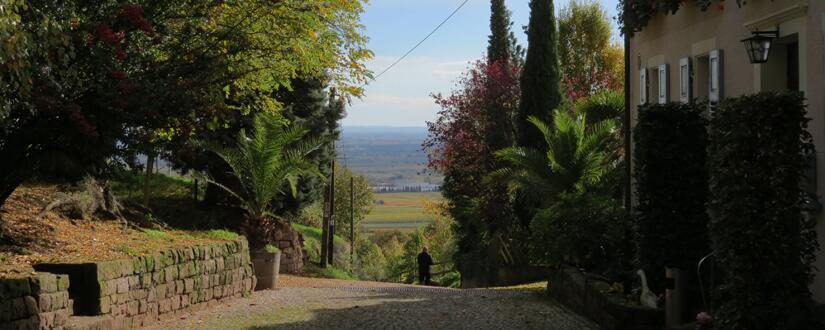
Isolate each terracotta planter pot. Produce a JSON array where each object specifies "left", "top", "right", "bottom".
[{"left": 251, "top": 251, "right": 281, "bottom": 290}]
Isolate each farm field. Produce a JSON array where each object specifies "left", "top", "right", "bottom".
[{"left": 362, "top": 192, "right": 442, "bottom": 233}]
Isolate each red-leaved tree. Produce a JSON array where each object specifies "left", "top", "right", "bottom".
[{"left": 424, "top": 59, "right": 521, "bottom": 265}]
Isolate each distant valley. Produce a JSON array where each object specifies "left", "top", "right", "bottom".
[{"left": 338, "top": 126, "right": 442, "bottom": 192}]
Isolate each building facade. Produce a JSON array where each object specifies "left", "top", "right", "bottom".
[{"left": 628, "top": 0, "right": 825, "bottom": 302}]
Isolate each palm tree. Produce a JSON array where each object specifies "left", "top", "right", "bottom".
[
  {"left": 201, "top": 112, "right": 324, "bottom": 249},
  {"left": 490, "top": 109, "right": 617, "bottom": 206}
]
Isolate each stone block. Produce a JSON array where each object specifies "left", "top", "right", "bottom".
[
  {"left": 22, "top": 296, "right": 37, "bottom": 316},
  {"left": 127, "top": 275, "right": 140, "bottom": 290},
  {"left": 36, "top": 293, "right": 52, "bottom": 313},
  {"left": 184, "top": 279, "right": 194, "bottom": 294},
  {"left": 171, "top": 296, "right": 181, "bottom": 311},
  {"left": 158, "top": 298, "right": 172, "bottom": 314},
  {"left": 0, "top": 299, "right": 10, "bottom": 322},
  {"left": 56, "top": 275, "right": 70, "bottom": 292},
  {"left": 54, "top": 308, "right": 69, "bottom": 327},
  {"left": 95, "top": 260, "right": 122, "bottom": 281},
  {"left": 0, "top": 278, "right": 31, "bottom": 300},
  {"left": 128, "top": 289, "right": 146, "bottom": 301},
  {"left": 138, "top": 300, "right": 148, "bottom": 314},
  {"left": 32, "top": 273, "right": 58, "bottom": 295},
  {"left": 152, "top": 269, "right": 165, "bottom": 285},
  {"left": 115, "top": 277, "right": 129, "bottom": 294},
  {"left": 132, "top": 257, "right": 146, "bottom": 275},
  {"left": 12, "top": 297, "right": 28, "bottom": 319},
  {"left": 127, "top": 300, "right": 139, "bottom": 316},
  {"left": 175, "top": 280, "right": 184, "bottom": 295},
  {"left": 164, "top": 266, "right": 178, "bottom": 283},
  {"left": 215, "top": 258, "right": 225, "bottom": 272},
  {"left": 96, "top": 296, "right": 111, "bottom": 314},
  {"left": 140, "top": 274, "right": 152, "bottom": 289},
  {"left": 37, "top": 310, "right": 55, "bottom": 329}
]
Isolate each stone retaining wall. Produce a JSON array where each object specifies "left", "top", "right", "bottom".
[
  {"left": 35, "top": 237, "right": 255, "bottom": 329},
  {"left": 0, "top": 273, "right": 72, "bottom": 329},
  {"left": 547, "top": 267, "right": 663, "bottom": 330}
]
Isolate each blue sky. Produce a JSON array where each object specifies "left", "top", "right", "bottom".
[{"left": 343, "top": 0, "right": 621, "bottom": 127}]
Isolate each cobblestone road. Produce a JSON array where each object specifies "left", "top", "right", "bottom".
[{"left": 144, "top": 276, "right": 599, "bottom": 330}]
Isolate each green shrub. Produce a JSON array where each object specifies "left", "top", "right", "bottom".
[
  {"left": 573, "top": 90, "right": 623, "bottom": 125},
  {"left": 264, "top": 244, "right": 280, "bottom": 253},
  {"left": 633, "top": 102, "right": 709, "bottom": 291},
  {"left": 530, "top": 191, "right": 625, "bottom": 272},
  {"left": 709, "top": 92, "right": 818, "bottom": 329}
]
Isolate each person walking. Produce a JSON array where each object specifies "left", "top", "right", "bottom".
[{"left": 417, "top": 246, "right": 434, "bottom": 285}]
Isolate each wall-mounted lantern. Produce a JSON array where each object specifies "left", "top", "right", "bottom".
[{"left": 741, "top": 30, "right": 779, "bottom": 64}]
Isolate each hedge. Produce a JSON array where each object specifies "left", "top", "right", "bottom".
[
  {"left": 633, "top": 102, "right": 709, "bottom": 291},
  {"left": 708, "top": 92, "right": 818, "bottom": 329}
]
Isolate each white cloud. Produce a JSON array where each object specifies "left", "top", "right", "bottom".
[{"left": 344, "top": 55, "right": 478, "bottom": 126}]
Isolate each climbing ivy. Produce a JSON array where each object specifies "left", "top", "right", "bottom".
[
  {"left": 709, "top": 92, "right": 818, "bottom": 329},
  {"left": 633, "top": 102, "right": 709, "bottom": 292},
  {"left": 619, "top": 0, "right": 751, "bottom": 36}
]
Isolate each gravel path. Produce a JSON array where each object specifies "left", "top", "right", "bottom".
[{"left": 143, "top": 275, "right": 599, "bottom": 330}]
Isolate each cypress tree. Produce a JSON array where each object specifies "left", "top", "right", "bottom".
[
  {"left": 488, "top": 0, "right": 511, "bottom": 64},
  {"left": 517, "top": 0, "right": 562, "bottom": 150}
]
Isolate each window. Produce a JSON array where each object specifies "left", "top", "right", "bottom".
[
  {"left": 658, "top": 64, "right": 668, "bottom": 104},
  {"left": 694, "top": 55, "right": 710, "bottom": 101},
  {"left": 640, "top": 68, "right": 648, "bottom": 104},
  {"left": 709, "top": 49, "right": 723, "bottom": 103},
  {"left": 679, "top": 58, "right": 692, "bottom": 103}
]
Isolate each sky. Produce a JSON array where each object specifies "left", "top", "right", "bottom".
[{"left": 342, "top": 0, "right": 621, "bottom": 127}]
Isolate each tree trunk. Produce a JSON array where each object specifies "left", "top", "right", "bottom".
[{"left": 143, "top": 152, "right": 155, "bottom": 207}]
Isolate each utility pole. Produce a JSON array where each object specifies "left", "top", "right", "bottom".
[
  {"left": 320, "top": 183, "right": 330, "bottom": 268},
  {"left": 350, "top": 176, "right": 354, "bottom": 267},
  {"left": 327, "top": 152, "right": 336, "bottom": 266}
]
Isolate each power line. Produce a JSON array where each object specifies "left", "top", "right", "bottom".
[{"left": 367, "top": 0, "right": 471, "bottom": 84}]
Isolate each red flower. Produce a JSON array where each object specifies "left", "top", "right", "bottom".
[
  {"left": 97, "top": 24, "right": 118, "bottom": 44},
  {"left": 114, "top": 45, "right": 128, "bottom": 60}
]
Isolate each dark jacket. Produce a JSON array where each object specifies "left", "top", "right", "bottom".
[{"left": 417, "top": 251, "right": 433, "bottom": 273}]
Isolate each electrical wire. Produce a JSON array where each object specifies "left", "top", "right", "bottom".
[{"left": 367, "top": 0, "right": 471, "bottom": 84}]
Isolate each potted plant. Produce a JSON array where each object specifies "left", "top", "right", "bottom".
[
  {"left": 200, "top": 112, "right": 324, "bottom": 290},
  {"left": 251, "top": 244, "right": 282, "bottom": 289}
]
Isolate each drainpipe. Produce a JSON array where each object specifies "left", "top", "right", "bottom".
[{"left": 623, "top": 27, "right": 632, "bottom": 211}]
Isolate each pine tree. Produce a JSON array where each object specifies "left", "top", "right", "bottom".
[
  {"left": 272, "top": 77, "right": 343, "bottom": 216},
  {"left": 518, "top": 0, "right": 562, "bottom": 150}
]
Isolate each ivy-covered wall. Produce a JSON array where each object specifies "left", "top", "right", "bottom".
[
  {"left": 709, "top": 92, "right": 818, "bottom": 328},
  {"left": 633, "top": 102, "right": 710, "bottom": 291}
]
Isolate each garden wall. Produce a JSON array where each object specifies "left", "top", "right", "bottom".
[
  {"left": 0, "top": 273, "right": 72, "bottom": 329},
  {"left": 34, "top": 237, "right": 256, "bottom": 329},
  {"left": 547, "top": 267, "right": 663, "bottom": 330}
]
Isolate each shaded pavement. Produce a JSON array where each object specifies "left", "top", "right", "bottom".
[{"left": 143, "top": 275, "right": 599, "bottom": 330}]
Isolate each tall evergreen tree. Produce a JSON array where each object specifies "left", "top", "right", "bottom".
[
  {"left": 488, "top": 0, "right": 511, "bottom": 64},
  {"left": 518, "top": 0, "right": 563, "bottom": 150},
  {"left": 272, "top": 78, "right": 343, "bottom": 216}
]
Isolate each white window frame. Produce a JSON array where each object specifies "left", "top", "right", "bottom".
[
  {"left": 709, "top": 49, "right": 723, "bottom": 103},
  {"left": 657, "top": 64, "right": 669, "bottom": 104},
  {"left": 640, "top": 68, "right": 648, "bottom": 104},
  {"left": 679, "top": 57, "right": 692, "bottom": 103}
]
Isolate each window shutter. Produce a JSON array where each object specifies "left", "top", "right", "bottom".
[
  {"left": 658, "top": 64, "right": 669, "bottom": 104},
  {"left": 709, "top": 49, "right": 724, "bottom": 103},
  {"left": 679, "top": 57, "right": 692, "bottom": 103},
  {"left": 640, "top": 68, "right": 648, "bottom": 104}
]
